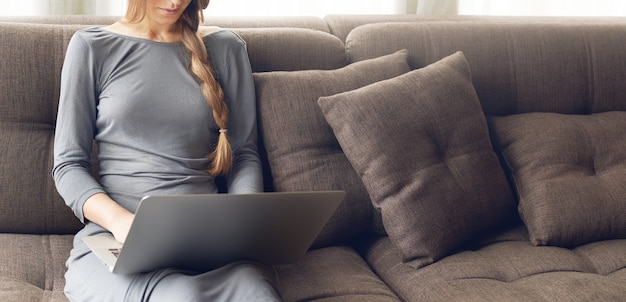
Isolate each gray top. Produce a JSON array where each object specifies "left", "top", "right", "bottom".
[{"left": 53, "top": 27, "right": 262, "bottom": 223}]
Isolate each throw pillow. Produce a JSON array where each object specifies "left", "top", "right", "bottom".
[
  {"left": 318, "top": 51, "right": 517, "bottom": 268},
  {"left": 254, "top": 49, "right": 412, "bottom": 248},
  {"left": 489, "top": 111, "right": 626, "bottom": 247}
]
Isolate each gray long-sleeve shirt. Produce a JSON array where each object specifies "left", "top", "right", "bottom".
[{"left": 53, "top": 27, "right": 262, "bottom": 223}]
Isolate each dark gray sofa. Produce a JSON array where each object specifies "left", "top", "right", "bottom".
[{"left": 1, "top": 15, "right": 625, "bottom": 302}]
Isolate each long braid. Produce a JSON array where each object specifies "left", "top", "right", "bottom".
[{"left": 179, "top": 0, "right": 232, "bottom": 176}]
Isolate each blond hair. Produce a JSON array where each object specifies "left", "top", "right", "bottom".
[{"left": 125, "top": 0, "right": 232, "bottom": 176}]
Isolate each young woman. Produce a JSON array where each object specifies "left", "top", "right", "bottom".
[{"left": 52, "top": 0, "right": 281, "bottom": 300}]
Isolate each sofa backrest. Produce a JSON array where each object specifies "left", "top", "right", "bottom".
[
  {"left": 0, "top": 23, "right": 85, "bottom": 234},
  {"left": 326, "top": 15, "right": 626, "bottom": 42},
  {"left": 4, "top": 15, "right": 624, "bottom": 240},
  {"left": 238, "top": 28, "right": 345, "bottom": 73},
  {"left": 345, "top": 21, "right": 626, "bottom": 116}
]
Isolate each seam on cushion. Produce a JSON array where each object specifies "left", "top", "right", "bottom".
[
  {"left": 572, "top": 240, "right": 609, "bottom": 276},
  {"left": 304, "top": 293, "right": 401, "bottom": 302},
  {"left": 45, "top": 131, "right": 55, "bottom": 233},
  {"left": 512, "top": 269, "right": 594, "bottom": 283},
  {"left": 574, "top": 243, "right": 626, "bottom": 277},
  {"left": 461, "top": 225, "right": 528, "bottom": 251},
  {"left": 354, "top": 251, "right": 406, "bottom": 302},
  {"left": 40, "top": 235, "right": 54, "bottom": 291},
  {"left": 451, "top": 269, "right": 592, "bottom": 284},
  {"left": 423, "top": 26, "right": 434, "bottom": 68},
  {"left": 504, "top": 26, "right": 520, "bottom": 114},
  {"left": 582, "top": 29, "right": 596, "bottom": 113},
  {"left": 608, "top": 266, "right": 626, "bottom": 278},
  {"left": 0, "top": 275, "right": 47, "bottom": 290},
  {"left": 582, "top": 117, "right": 598, "bottom": 176},
  {"left": 506, "top": 26, "right": 519, "bottom": 115},
  {"left": 50, "top": 235, "right": 68, "bottom": 294},
  {"left": 375, "top": 262, "right": 410, "bottom": 302}
]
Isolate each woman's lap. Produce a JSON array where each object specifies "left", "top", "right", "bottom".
[{"left": 65, "top": 224, "right": 281, "bottom": 302}]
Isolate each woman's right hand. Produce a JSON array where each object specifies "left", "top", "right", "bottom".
[
  {"left": 83, "top": 193, "right": 135, "bottom": 244},
  {"left": 109, "top": 211, "right": 135, "bottom": 244}
]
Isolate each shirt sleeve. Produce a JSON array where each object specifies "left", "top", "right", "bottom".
[
  {"left": 52, "top": 32, "right": 106, "bottom": 223},
  {"left": 207, "top": 31, "right": 263, "bottom": 193}
]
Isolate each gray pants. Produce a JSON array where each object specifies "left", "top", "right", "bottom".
[{"left": 65, "top": 223, "right": 282, "bottom": 302}]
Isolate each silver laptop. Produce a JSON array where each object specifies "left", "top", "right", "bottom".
[{"left": 83, "top": 191, "right": 345, "bottom": 275}]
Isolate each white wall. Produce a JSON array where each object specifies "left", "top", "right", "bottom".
[
  {"left": 207, "top": 0, "right": 409, "bottom": 17},
  {"left": 458, "top": 0, "right": 626, "bottom": 16},
  {"left": 2, "top": 0, "right": 625, "bottom": 17},
  {"left": 0, "top": 0, "right": 408, "bottom": 17},
  {"left": 0, "top": 0, "right": 127, "bottom": 16}
]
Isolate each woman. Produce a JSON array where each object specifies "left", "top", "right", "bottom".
[{"left": 52, "top": 0, "right": 281, "bottom": 300}]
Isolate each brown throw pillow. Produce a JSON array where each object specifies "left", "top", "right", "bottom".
[
  {"left": 254, "top": 50, "right": 412, "bottom": 248},
  {"left": 318, "top": 51, "right": 517, "bottom": 268},
  {"left": 489, "top": 111, "right": 626, "bottom": 247}
]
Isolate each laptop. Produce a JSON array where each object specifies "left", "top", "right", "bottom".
[{"left": 83, "top": 190, "right": 345, "bottom": 275}]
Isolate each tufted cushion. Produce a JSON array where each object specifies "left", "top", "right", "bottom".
[
  {"left": 275, "top": 246, "right": 400, "bottom": 301},
  {"left": 362, "top": 226, "right": 626, "bottom": 302},
  {"left": 254, "top": 50, "right": 412, "bottom": 248},
  {"left": 0, "top": 234, "right": 73, "bottom": 302},
  {"left": 318, "top": 52, "right": 517, "bottom": 268},
  {"left": 0, "top": 23, "right": 85, "bottom": 234},
  {"left": 489, "top": 111, "right": 626, "bottom": 247}
]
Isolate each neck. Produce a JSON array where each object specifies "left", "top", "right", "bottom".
[{"left": 123, "top": 18, "right": 181, "bottom": 42}]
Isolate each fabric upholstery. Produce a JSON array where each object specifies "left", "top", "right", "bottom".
[
  {"left": 254, "top": 50, "right": 412, "bottom": 248},
  {"left": 360, "top": 225, "right": 626, "bottom": 302},
  {"left": 324, "top": 14, "right": 432, "bottom": 42},
  {"left": 275, "top": 246, "right": 400, "bottom": 302},
  {"left": 0, "top": 234, "right": 74, "bottom": 302},
  {"left": 345, "top": 22, "right": 626, "bottom": 116},
  {"left": 489, "top": 112, "right": 626, "bottom": 247},
  {"left": 231, "top": 27, "right": 348, "bottom": 191},
  {"left": 0, "top": 23, "right": 85, "bottom": 234},
  {"left": 237, "top": 28, "right": 346, "bottom": 72},
  {"left": 318, "top": 52, "right": 517, "bottom": 268},
  {"left": 325, "top": 15, "right": 626, "bottom": 42},
  {"left": 3, "top": 15, "right": 626, "bottom": 302}
]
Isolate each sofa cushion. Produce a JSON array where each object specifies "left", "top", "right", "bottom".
[
  {"left": 489, "top": 111, "right": 626, "bottom": 247},
  {"left": 254, "top": 50, "right": 412, "bottom": 248},
  {"left": 318, "top": 52, "right": 517, "bottom": 268},
  {"left": 275, "top": 246, "right": 400, "bottom": 301},
  {"left": 0, "top": 234, "right": 73, "bottom": 302},
  {"left": 360, "top": 227, "right": 626, "bottom": 302}
]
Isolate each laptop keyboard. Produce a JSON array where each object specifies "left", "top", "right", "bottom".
[{"left": 109, "top": 248, "right": 122, "bottom": 258}]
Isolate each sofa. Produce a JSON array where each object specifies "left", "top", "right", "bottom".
[{"left": 1, "top": 14, "right": 625, "bottom": 302}]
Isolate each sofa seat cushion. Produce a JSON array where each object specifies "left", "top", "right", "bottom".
[
  {"left": 0, "top": 234, "right": 73, "bottom": 302},
  {"left": 275, "top": 245, "right": 400, "bottom": 302},
  {"left": 359, "top": 225, "right": 626, "bottom": 302},
  {"left": 489, "top": 111, "right": 626, "bottom": 247}
]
